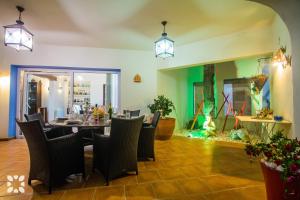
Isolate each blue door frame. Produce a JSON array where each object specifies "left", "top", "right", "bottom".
[{"left": 8, "top": 65, "right": 121, "bottom": 137}]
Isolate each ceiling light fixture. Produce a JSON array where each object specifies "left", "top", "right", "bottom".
[
  {"left": 3, "top": 6, "right": 33, "bottom": 51},
  {"left": 155, "top": 21, "right": 174, "bottom": 58}
]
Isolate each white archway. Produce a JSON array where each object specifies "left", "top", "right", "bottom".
[{"left": 249, "top": 0, "right": 300, "bottom": 137}]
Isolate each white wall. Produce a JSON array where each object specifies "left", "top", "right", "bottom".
[
  {"left": 0, "top": 44, "right": 157, "bottom": 137},
  {"left": 157, "top": 68, "right": 188, "bottom": 130},
  {"left": 157, "top": 25, "right": 275, "bottom": 70},
  {"left": 269, "top": 15, "right": 294, "bottom": 131},
  {"left": 250, "top": 0, "right": 300, "bottom": 138},
  {"left": 0, "top": 73, "right": 10, "bottom": 138},
  {"left": 0, "top": 44, "right": 10, "bottom": 137}
]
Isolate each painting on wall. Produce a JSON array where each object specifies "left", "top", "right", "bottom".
[{"left": 193, "top": 82, "right": 204, "bottom": 115}]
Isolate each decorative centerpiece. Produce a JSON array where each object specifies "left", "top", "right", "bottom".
[
  {"left": 245, "top": 131, "right": 300, "bottom": 200},
  {"left": 148, "top": 95, "right": 175, "bottom": 140},
  {"left": 92, "top": 106, "right": 105, "bottom": 122},
  {"left": 253, "top": 107, "right": 273, "bottom": 120}
]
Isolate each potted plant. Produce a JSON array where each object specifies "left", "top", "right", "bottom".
[
  {"left": 245, "top": 131, "right": 300, "bottom": 200},
  {"left": 148, "top": 95, "right": 175, "bottom": 140}
]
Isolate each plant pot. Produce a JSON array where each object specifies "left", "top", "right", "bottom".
[
  {"left": 260, "top": 162, "right": 300, "bottom": 200},
  {"left": 155, "top": 117, "right": 175, "bottom": 140}
]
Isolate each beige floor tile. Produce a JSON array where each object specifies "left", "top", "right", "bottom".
[
  {"left": 61, "top": 188, "right": 95, "bottom": 200},
  {"left": 158, "top": 169, "right": 185, "bottom": 180},
  {"left": 164, "top": 194, "right": 207, "bottom": 200},
  {"left": 151, "top": 180, "right": 185, "bottom": 199},
  {"left": 94, "top": 186, "right": 125, "bottom": 200},
  {"left": 137, "top": 162, "right": 147, "bottom": 171},
  {"left": 0, "top": 195, "right": 21, "bottom": 200},
  {"left": 203, "top": 189, "right": 246, "bottom": 200},
  {"left": 125, "top": 183, "right": 155, "bottom": 200},
  {"left": 163, "top": 160, "right": 183, "bottom": 168},
  {"left": 144, "top": 161, "right": 166, "bottom": 170},
  {"left": 204, "top": 186, "right": 267, "bottom": 200},
  {"left": 223, "top": 175, "right": 263, "bottom": 188},
  {"left": 234, "top": 185, "right": 266, "bottom": 200},
  {"left": 180, "top": 165, "right": 211, "bottom": 178},
  {"left": 199, "top": 175, "right": 234, "bottom": 192},
  {"left": 110, "top": 175, "right": 137, "bottom": 186},
  {"left": 137, "top": 170, "right": 160, "bottom": 183},
  {"left": 0, "top": 137, "right": 265, "bottom": 200},
  {"left": 30, "top": 191, "right": 64, "bottom": 200},
  {"left": 177, "top": 178, "right": 212, "bottom": 195}
]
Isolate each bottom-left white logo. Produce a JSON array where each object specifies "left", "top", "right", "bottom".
[{"left": 7, "top": 175, "right": 25, "bottom": 194}]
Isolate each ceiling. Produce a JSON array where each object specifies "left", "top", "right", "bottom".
[{"left": 0, "top": 0, "right": 276, "bottom": 50}]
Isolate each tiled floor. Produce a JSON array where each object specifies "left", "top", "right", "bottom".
[{"left": 0, "top": 136, "right": 266, "bottom": 200}]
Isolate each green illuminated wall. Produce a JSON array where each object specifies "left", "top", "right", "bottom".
[
  {"left": 157, "top": 66, "right": 203, "bottom": 130},
  {"left": 157, "top": 55, "right": 270, "bottom": 131},
  {"left": 186, "top": 66, "right": 204, "bottom": 121}
]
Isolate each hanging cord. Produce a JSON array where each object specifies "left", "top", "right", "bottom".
[
  {"left": 16, "top": 6, "right": 24, "bottom": 25},
  {"left": 19, "top": 10, "right": 22, "bottom": 21}
]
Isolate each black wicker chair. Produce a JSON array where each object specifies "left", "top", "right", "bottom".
[
  {"left": 24, "top": 113, "right": 72, "bottom": 139},
  {"left": 16, "top": 120, "right": 85, "bottom": 194},
  {"left": 138, "top": 111, "right": 160, "bottom": 161},
  {"left": 93, "top": 116, "right": 144, "bottom": 185},
  {"left": 24, "top": 113, "right": 49, "bottom": 128},
  {"left": 78, "top": 127, "right": 104, "bottom": 146},
  {"left": 123, "top": 110, "right": 140, "bottom": 118}
]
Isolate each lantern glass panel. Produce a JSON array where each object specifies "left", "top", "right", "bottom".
[
  {"left": 155, "top": 39, "right": 165, "bottom": 55},
  {"left": 155, "top": 37, "right": 174, "bottom": 58},
  {"left": 21, "top": 28, "right": 33, "bottom": 49},
  {"left": 5, "top": 27, "right": 22, "bottom": 44},
  {"left": 4, "top": 25, "right": 33, "bottom": 51}
]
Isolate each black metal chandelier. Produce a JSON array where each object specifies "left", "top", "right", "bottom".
[
  {"left": 3, "top": 6, "right": 33, "bottom": 51},
  {"left": 155, "top": 21, "right": 174, "bottom": 58}
]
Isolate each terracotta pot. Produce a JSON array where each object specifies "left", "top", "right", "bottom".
[
  {"left": 155, "top": 117, "right": 175, "bottom": 140},
  {"left": 260, "top": 162, "right": 300, "bottom": 200}
]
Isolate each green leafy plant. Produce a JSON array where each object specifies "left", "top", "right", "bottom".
[
  {"left": 245, "top": 130, "right": 300, "bottom": 185},
  {"left": 148, "top": 95, "right": 175, "bottom": 118}
]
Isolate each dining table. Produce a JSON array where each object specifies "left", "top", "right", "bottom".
[
  {"left": 49, "top": 118, "right": 110, "bottom": 128},
  {"left": 49, "top": 119, "right": 111, "bottom": 145},
  {"left": 49, "top": 115, "right": 149, "bottom": 135}
]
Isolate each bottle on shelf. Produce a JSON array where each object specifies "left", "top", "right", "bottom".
[{"left": 79, "top": 105, "right": 84, "bottom": 114}]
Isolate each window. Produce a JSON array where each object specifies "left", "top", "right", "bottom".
[{"left": 223, "top": 78, "right": 251, "bottom": 116}]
